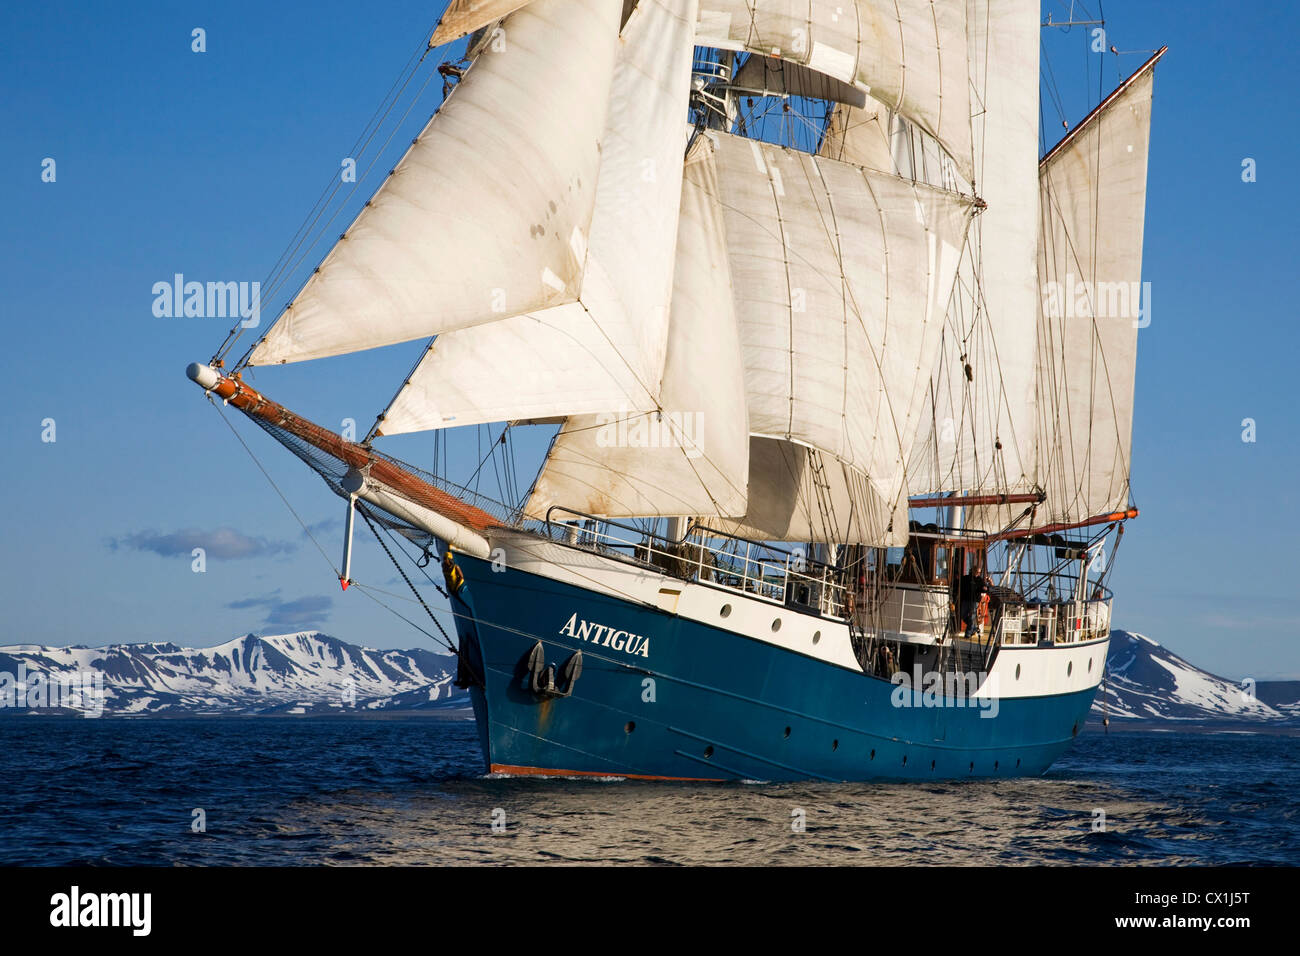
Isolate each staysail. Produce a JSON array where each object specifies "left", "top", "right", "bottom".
[
  {"left": 1034, "top": 54, "right": 1160, "bottom": 526},
  {"left": 248, "top": 0, "right": 623, "bottom": 366},
  {"left": 375, "top": 0, "right": 699, "bottom": 434}
]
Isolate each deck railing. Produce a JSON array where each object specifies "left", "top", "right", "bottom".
[{"left": 540, "top": 509, "right": 849, "bottom": 620}]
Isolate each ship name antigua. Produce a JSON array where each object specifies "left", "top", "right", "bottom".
[{"left": 559, "top": 613, "right": 651, "bottom": 658}]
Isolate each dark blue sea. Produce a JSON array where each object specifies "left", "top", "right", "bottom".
[{"left": 1, "top": 718, "right": 1295, "bottom": 865}]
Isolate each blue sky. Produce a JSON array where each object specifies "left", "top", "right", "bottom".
[{"left": 2, "top": 1, "right": 1296, "bottom": 680}]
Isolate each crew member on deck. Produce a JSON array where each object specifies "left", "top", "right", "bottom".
[{"left": 956, "top": 561, "right": 992, "bottom": 639}]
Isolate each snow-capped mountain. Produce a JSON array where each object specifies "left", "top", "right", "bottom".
[
  {"left": 0, "top": 632, "right": 467, "bottom": 716},
  {"left": 3, "top": 627, "right": 1294, "bottom": 724},
  {"left": 1095, "top": 630, "right": 1298, "bottom": 724}
]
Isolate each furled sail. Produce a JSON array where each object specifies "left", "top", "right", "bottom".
[
  {"left": 523, "top": 136, "right": 750, "bottom": 519},
  {"left": 696, "top": 1, "right": 974, "bottom": 180},
  {"left": 710, "top": 131, "right": 972, "bottom": 518},
  {"left": 1034, "top": 57, "right": 1159, "bottom": 525},
  {"left": 374, "top": 0, "right": 699, "bottom": 434},
  {"left": 697, "top": 438, "right": 907, "bottom": 545},
  {"left": 909, "top": 0, "right": 1041, "bottom": 533},
  {"left": 248, "top": 0, "right": 623, "bottom": 366}
]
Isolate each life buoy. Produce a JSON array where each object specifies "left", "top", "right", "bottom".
[{"left": 979, "top": 592, "right": 990, "bottom": 625}]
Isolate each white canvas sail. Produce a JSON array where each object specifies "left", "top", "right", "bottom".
[
  {"left": 696, "top": 0, "right": 974, "bottom": 181},
  {"left": 524, "top": 137, "right": 750, "bottom": 519},
  {"left": 374, "top": 0, "right": 699, "bottom": 435},
  {"left": 819, "top": 98, "right": 894, "bottom": 173},
  {"left": 710, "top": 131, "right": 971, "bottom": 517},
  {"left": 697, "top": 437, "right": 908, "bottom": 545},
  {"left": 248, "top": 0, "right": 623, "bottom": 366},
  {"left": 909, "top": 0, "right": 1041, "bottom": 534},
  {"left": 731, "top": 53, "right": 868, "bottom": 108},
  {"left": 1034, "top": 63, "right": 1157, "bottom": 525}
]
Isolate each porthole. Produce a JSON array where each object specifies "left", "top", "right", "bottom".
[
  {"left": 771, "top": 618, "right": 782, "bottom": 632},
  {"left": 832, "top": 739, "right": 839, "bottom": 751},
  {"left": 902, "top": 755, "right": 908, "bottom": 767},
  {"left": 1015, "top": 663, "right": 1021, "bottom": 680},
  {"left": 812, "top": 630, "right": 822, "bottom": 644},
  {"left": 869, "top": 749, "right": 876, "bottom": 760},
  {"left": 994, "top": 760, "right": 999, "bottom": 771},
  {"left": 969, "top": 761, "right": 975, "bottom": 773},
  {"left": 1068, "top": 661, "right": 1074, "bottom": 677},
  {"left": 704, "top": 745, "right": 714, "bottom": 759},
  {"left": 1016, "top": 758, "right": 1021, "bottom": 768},
  {"left": 1088, "top": 658, "right": 1093, "bottom": 673},
  {"left": 719, "top": 604, "right": 732, "bottom": 618},
  {"left": 783, "top": 726, "right": 791, "bottom": 739},
  {"left": 930, "top": 760, "right": 936, "bottom": 771},
  {"left": 624, "top": 721, "right": 635, "bottom": 734}
]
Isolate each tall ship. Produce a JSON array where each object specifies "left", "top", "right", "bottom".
[{"left": 189, "top": 0, "right": 1162, "bottom": 781}]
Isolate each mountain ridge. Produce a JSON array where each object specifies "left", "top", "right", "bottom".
[
  {"left": 0, "top": 631, "right": 466, "bottom": 716},
  {"left": 1, "top": 627, "right": 1295, "bottom": 725}
]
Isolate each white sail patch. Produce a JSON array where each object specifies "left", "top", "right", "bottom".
[
  {"left": 559, "top": 612, "right": 651, "bottom": 658},
  {"left": 806, "top": 42, "right": 856, "bottom": 84}
]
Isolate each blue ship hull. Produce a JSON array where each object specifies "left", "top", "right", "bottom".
[{"left": 448, "top": 552, "right": 1098, "bottom": 782}]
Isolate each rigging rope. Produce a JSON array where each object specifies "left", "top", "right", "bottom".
[
  {"left": 210, "top": 393, "right": 473, "bottom": 666},
  {"left": 209, "top": 397, "right": 339, "bottom": 577},
  {"left": 228, "top": 43, "right": 444, "bottom": 371},
  {"left": 353, "top": 501, "right": 461, "bottom": 659},
  {"left": 213, "top": 28, "right": 444, "bottom": 367}
]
